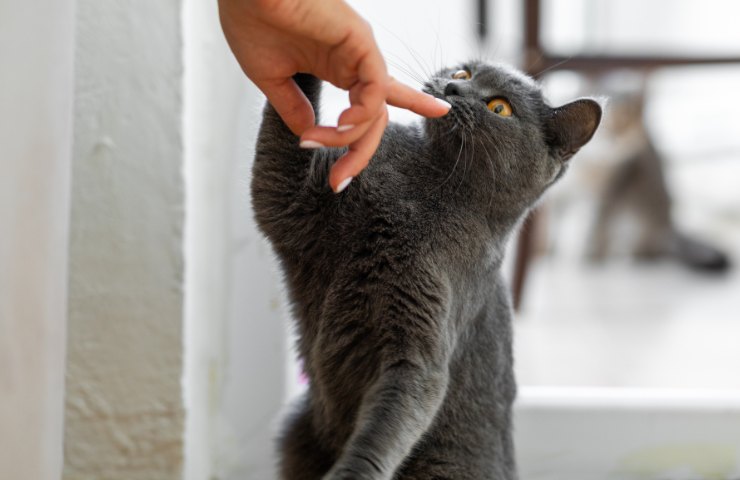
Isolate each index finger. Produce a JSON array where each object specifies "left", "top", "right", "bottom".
[{"left": 386, "top": 78, "right": 451, "bottom": 118}]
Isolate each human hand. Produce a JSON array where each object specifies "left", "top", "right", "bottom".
[{"left": 218, "top": 0, "right": 451, "bottom": 192}]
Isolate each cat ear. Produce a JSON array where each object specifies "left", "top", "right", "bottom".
[{"left": 546, "top": 99, "right": 602, "bottom": 161}]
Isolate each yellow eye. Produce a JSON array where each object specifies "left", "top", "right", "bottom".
[
  {"left": 487, "top": 98, "right": 513, "bottom": 117},
  {"left": 452, "top": 69, "right": 471, "bottom": 80}
]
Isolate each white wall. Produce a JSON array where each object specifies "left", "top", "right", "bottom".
[
  {"left": 182, "top": 0, "right": 288, "bottom": 478},
  {"left": 0, "top": 1, "right": 75, "bottom": 479},
  {"left": 64, "top": 1, "right": 186, "bottom": 478}
]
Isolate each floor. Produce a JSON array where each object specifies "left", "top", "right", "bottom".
[{"left": 515, "top": 254, "right": 740, "bottom": 390}]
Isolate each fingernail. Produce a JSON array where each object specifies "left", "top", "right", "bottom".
[
  {"left": 435, "top": 98, "right": 452, "bottom": 110},
  {"left": 335, "top": 177, "right": 353, "bottom": 193},
  {"left": 299, "top": 140, "right": 324, "bottom": 149},
  {"left": 337, "top": 124, "right": 355, "bottom": 133}
]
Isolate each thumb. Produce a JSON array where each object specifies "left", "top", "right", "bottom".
[{"left": 257, "top": 77, "right": 316, "bottom": 135}]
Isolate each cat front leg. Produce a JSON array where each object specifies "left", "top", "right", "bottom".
[
  {"left": 322, "top": 360, "right": 449, "bottom": 480},
  {"left": 252, "top": 73, "right": 338, "bottom": 247}
]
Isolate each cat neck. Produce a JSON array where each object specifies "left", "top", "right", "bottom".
[{"left": 417, "top": 140, "right": 530, "bottom": 236}]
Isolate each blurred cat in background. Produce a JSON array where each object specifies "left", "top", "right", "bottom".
[
  {"left": 587, "top": 74, "right": 730, "bottom": 271},
  {"left": 547, "top": 71, "right": 730, "bottom": 272}
]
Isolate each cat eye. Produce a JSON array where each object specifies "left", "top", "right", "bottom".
[
  {"left": 451, "top": 69, "right": 471, "bottom": 80},
  {"left": 487, "top": 98, "right": 513, "bottom": 117}
]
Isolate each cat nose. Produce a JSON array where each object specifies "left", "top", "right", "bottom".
[{"left": 444, "top": 81, "right": 465, "bottom": 97}]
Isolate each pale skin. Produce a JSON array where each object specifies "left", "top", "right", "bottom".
[{"left": 218, "top": 0, "right": 451, "bottom": 192}]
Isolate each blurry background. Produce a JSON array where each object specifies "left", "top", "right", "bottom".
[
  {"left": 2, "top": 0, "right": 739, "bottom": 479},
  {"left": 507, "top": 0, "right": 740, "bottom": 391}
]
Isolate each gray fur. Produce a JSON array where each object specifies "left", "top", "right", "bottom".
[{"left": 252, "top": 62, "right": 601, "bottom": 480}]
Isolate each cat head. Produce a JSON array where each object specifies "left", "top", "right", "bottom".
[{"left": 423, "top": 61, "right": 601, "bottom": 220}]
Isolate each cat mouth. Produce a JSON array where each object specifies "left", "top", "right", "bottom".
[
  {"left": 423, "top": 83, "right": 448, "bottom": 103},
  {"left": 423, "top": 82, "right": 478, "bottom": 133},
  {"left": 423, "top": 83, "right": 477, "bottom": 115},
  {"left": 437, "top": 98, "right": 476, "bottom": 131},
  {"left": 423, "top": 84, "right": 455, "bottom": 111}
]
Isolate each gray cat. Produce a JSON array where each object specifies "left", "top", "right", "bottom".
[{"left": 252, "top": 61, "right": 601, "bottom": 480}]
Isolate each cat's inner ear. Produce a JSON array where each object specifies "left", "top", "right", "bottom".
[{"left": 546, "top": 99, "right": 602, "bottom": 161}]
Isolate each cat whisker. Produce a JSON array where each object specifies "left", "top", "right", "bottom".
[
  {"left": 432, "top": 25, "right": 442, "bottom": 75},
  {"left": 433, "top": 125, "right": 466, "bottom": 192},
  {"left": 532, "top": 54, "right": 575, "bottom": 80},
  {"left": 378, "top": 26, "right": 433, "bottom": 79},
  {"left": 386, "top": 55, "right": 427, "bottom": 84},
  {"left": 454, "top": 130, "right": 473, "bottom": 196},
  {"left": 389, "top": 55, "right": 430, "bottom": 86},
  {"left": 477, "top": 137, "right": 498, "bottom": 210},
  {"left": 400, "top": 41, "right": 433, "bottom": 79},
  {"left": 386, "top": 57, "right": 427, "bottom": 86}
]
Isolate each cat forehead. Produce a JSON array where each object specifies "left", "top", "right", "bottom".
[
  {"left": 475, "top": 62, "right": 535, "bottom": 84},
  {"left": 444, "top": 61, "right": 539, "bottom": 93}
]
